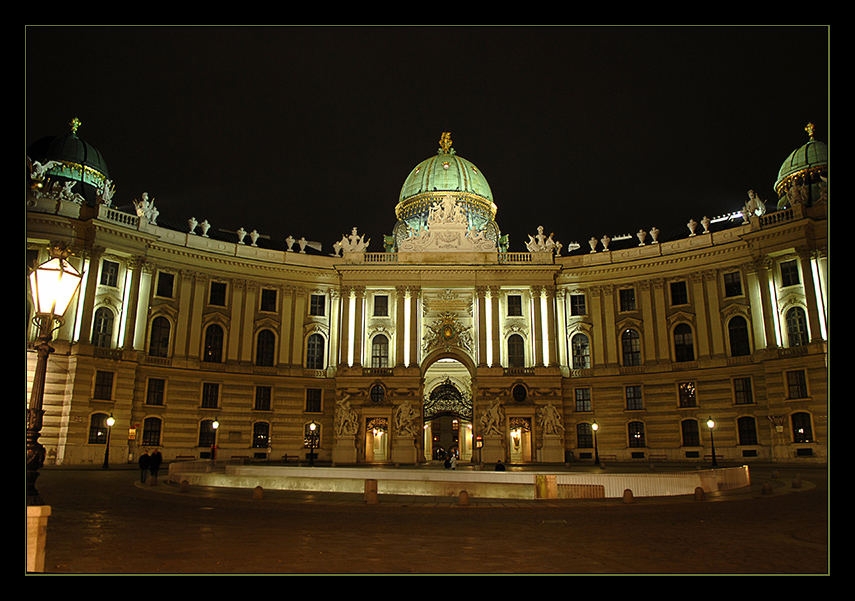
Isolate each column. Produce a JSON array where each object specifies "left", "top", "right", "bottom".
[
  {"left": 77, "top": 246, "right": 103, "bottom": 344},
  {"left": 121, "top": 257, "right": 143, "bottom": 350},
  {"left": 704, "top": 270, "right": 725, "bottom": 357},
  {"left": 651, "top": 280, "right": 670, "bottom": 361},
  {"left": 489, "top": 286, "right": 501, "bottom": 367},
  {"left": 531, "top": 286, "right": 543, "bottom": 366},
  {"left": 278, "top": 285, "right": 294, "bottom": 366},
  {"left": 590, "top": 286, "right": 606, "bottom": 367},
  {"left": 689, "top": 273, "right": 711, "bottom": 359},
  {"left": 602, "top": 285, "right": 617, "bottom": 367},
  {"left": 639, "top": 281, "right": 658, "bottom": 364},
  {"left": 544, "top": 286, "right": 558, "bottom": 367},
  {"left": 476, "top": 286, "right": 488, "bottom": 366},
  {"left": 395, "top": 286, "right": 406, "bottom": 366},
  {"left": 240, "top": 282, "right": 257, "bottom": 363},
  {"left": 328, "top": 289, "right": 340, "bottom": 370},
  {"left": 291, "top": 287, "right": 307, "bottom": 367},
  {"left": 408, "top": 286, "right": 420, "bottom": 367},
  {"left": 352, "top": 286, "right": 365, "bottom": 367},
  {"left": 228, "top": 280, "right": 244, "bottom": 362},
  {"left": 797, "top": 248, "right": 823, "bottom": 342},
  {"left": 338, "top": 286, "right": 351, "bottom": 366},
  {"left": 755, "top": 258, "right": 779, "bottom": 349},
  {"left": 178, "top": 271, "right": 203, "bottom": 358}
]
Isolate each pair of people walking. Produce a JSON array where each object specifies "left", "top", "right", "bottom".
[{"left": 138, "top": 449, "right": 163, "bottom": 484}]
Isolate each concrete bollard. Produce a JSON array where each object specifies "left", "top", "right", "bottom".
[
  {"left": 622, "top": 489, "right": 635, "bottom": 504},
  {"left": 458, "top": 490, "right": 470, "bottom": 506},
  {"left": 27, "top": 505, "right": 51, "bottom": 573},
  {"left": 180, "top": 480, "right": 190, "bottom": 492},
  {"left": 365, "top": 479, "right": 379, "bottom": 505},
  {"left": 253, "top": 486, "right": 264, "bottom": 500},
  {"left": 792, "top": 475, "right": 802, "bottom": 489},
  {"left": 694, "top": 486, "right": 705, "bottom": 501}
]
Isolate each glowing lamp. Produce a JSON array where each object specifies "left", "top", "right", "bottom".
[{"left": 29, "top": 251, "right": 82, "bottom": 319}]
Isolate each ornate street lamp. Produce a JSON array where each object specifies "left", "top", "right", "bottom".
[
  {"left": 591, "top": 421, "right": 600, "bottom": 466},
  {"left": 102, "top": 414, "right": 116, "bottom": 469},
  {"left": 27, "top": 244, "right": 83, "bottom": 505},
  {"left": 706, "top": 417, "right": 718, "bottom": 468},
  {"left": 306, "top": 422, "right": 319, "bottom": 466},
  {"left": 211, "top": 417, "right": 220, "bottom": 462}
]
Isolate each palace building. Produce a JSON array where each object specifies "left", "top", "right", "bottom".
[{"left": 25, "top": 122, "right": 828, "bottom": 467}]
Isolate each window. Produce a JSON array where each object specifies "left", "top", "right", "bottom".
[
  {"left": 260, "top": 288, "right": 277, "bottom": 312},
  {"left": 305, "top": 333, "right": 325, "bottom": 369},
  {"left": 628, "top": 421, "right": 646, "bottom": 448},
  {"left": 786, "top": 370, "right": 808, "bottom": 399},
  {"left": 621, "top": 329, "right": 641, "bottom": 366},
  {"left": 569, "top": 294, "right": 586, "bottom": 316},
  {"left": 512, "top": 384, "right": 527, "bottom": 403},
  {"left": 786, "top": 307, "right": 809, "bottom": 347},
  {"left": 148, "top": 316, "right": 171, "bottom": 357},
  {"left": 678, "top": 381, "right": 696, "bottom": 408},
  {"left": 371, "top": 335, "right": 389, "bottom": 368},
  {"left": 619, "top": 288, "right": 636, "bottom": 312},
  {"left": 255, "top": 386, "right": 272, "bottom": 411},
  {"left": 155, "top": 272, "right": 174, "bottom": 298},
  {"left": 681, "top": 420, "right": 700, "bottom": 446},
  {"left": 209, "top": 281, "right": 227, "bottom": 306},
  {"left": 670, "top": 281, "right": 688, "bottom": 306},
  {"left": 373, "top": 295, "right": 389, "bottom": 317},
  {"left": 306, "top": 388, "right": 322, "bottom": 412},
  {"left": 507, "top": 295, "right": 523, "bottom": 316},
  {"left": 203, "top": 324, "right": 224, "bottom": 363},
  {"left": 574, "top": 388, "right": 592, "bottom": 413},
  {"left": 142, "top": 417, "right": 162, "bottom": 446},
  {"left": 780, "top": 260, "right": 800, "bottom": 287},
  {"left": 93, "top": 307, "right": 114, "bottom": 348},
  {"left": 571, "top": 333, "right": 591, "bottom": 369},
  {"left": 733, "top": 377, "right": 753, "bottom": 405},
  {"left": 198, "top": 420, "right": 217, "bottom": 448},
  {"left": 723, "top": 271, "right": 743, "bottom": 297},
  {"left": 728, "top": 316, "right": 751, "bottom": 356},
  {"left": 201, "top": 382, "right": 219, "bottom": 408},
  {"left": 507, "top": 334, "right": 525, "bottom": 368},
  {"left": 370, "top": 384, "right": 385, "bottom": 404},
  {"left": 737, "top": 417, "right": 758, "bottom": 446},
  {"left": 576, "top": 423, "right": 594, "bottom": 448},
  {"left": 255, "top": 329, "right": 276, "bottom": 366},
  {"left": 791, "top": 412, "right": 813, "bottom": 443},
  {"left": 146, "top": 378, "right": 166, "bottom": 406},
  {"left": 625, "top": 385, "right": 643, "bottom": 411},
  {"left": 87, "top": 413, "right": 111, "bottom": 444},
  {"left": 309, "top": 294, "right": 326, "bottom": 316},
  {"left": 673, "top": 323, "right": 695, "bottom": 362},
  {"left": 100, "top": 260, "right": 119, "bottom": 287},
  {"left": 252, "top": 422, "right": 270, "bottom": 449},
  {"left": 93, "top": 371, "right": 113, "bottom": 400}
]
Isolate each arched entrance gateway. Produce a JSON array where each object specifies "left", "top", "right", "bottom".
[{"left": 422, "top": 357, "right": 474, "bottom": 463}]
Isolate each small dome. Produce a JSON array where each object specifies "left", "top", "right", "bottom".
[
  {"left": 774, "top": 123, "right": 828, "bottom": 209},
  {"left": 27, "top": 117, "right": 111, "bottom": 205}
]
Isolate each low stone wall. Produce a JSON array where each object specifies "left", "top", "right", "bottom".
[{"left": 168, "top": 463, "right": 751, "bottom": 500}]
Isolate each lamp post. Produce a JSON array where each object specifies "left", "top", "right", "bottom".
[
  {"left": 706, "top": 417, "right": 718, "bottom": 467},
  {"left": 27, "top": 244, "right": 83, "bottom": 505},
  {"left": 591, "top": 421, "right": 600, "bottom": 466},
  {"left": 211, "top": 417, "right": 220, "bottom": 463},
  {"left": 102, "top": 414, "right": 115, "bottom": 469},
  {"left": 307, "top": 422, "right": 319, "bottom": 466}
]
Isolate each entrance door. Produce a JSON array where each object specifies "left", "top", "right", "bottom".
[
  {"left": 508, "top": 417, "right": 532, "bottom": 463},
  {"left": 365, "top": 417, "right": 388, "bottom": 463}
]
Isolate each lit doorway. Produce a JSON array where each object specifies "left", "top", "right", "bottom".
[
  {"left": 422, "top": 359, "right": 473, "bottom": 463},
  {"left": 508, "top": 417, "right": 532, "bottom": 463},
  {"left": 365, "top": 417, "right": 388, "bottom": 463}
]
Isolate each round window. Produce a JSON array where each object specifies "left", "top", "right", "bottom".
[
  {"left": 512, "top": 384, "right": 527, "bottom": 403},
  {"left": 370, "top": 384, "right": 385, "bottom": 403}
]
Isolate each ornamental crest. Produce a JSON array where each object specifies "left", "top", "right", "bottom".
[{"left": 422, "top": 312, "right": 473, "bottom": 355}]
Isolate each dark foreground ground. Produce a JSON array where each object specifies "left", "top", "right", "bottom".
[{"left": 28, "top": 463, "right": 829, "bottom": 575}]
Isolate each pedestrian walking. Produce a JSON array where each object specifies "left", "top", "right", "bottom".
[
  {"left": 149, "top": 448, "right": 163, "bottom": 483},
  {"left": 138, "top": 450, "right": 150, "bottom": 483},
  {"left": 450, "top": 455, "right": 458, "bottom": 470}
]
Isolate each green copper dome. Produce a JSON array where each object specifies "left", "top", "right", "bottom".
[{"left": 774, "top": 123, "right": 828, "bottom": 209}]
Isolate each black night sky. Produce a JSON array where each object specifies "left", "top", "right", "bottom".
[{"left": 25, "top": 26, "right": 829, "bottom": 253}]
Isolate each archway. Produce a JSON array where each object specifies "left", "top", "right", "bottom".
[{"left": 422, "top": 356, "right": 474, "bottom": 463}]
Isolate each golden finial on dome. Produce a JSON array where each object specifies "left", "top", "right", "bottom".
[
  {"left": 439, "top": 132, "right": 453, "bottom": 153},
  {"left": 805, "top": 122, "right": 816, "bottom": 140},
  {"left": 69, "top": 117, "right": 82, "bottom": 135}
]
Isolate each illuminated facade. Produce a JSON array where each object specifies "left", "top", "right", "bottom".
[{"left": 26, "top": 123, "right": 828, "bottom": 467}]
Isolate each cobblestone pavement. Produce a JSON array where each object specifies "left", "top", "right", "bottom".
[{"left": 29, "top": 464, "right": 828, "bottom": 575}]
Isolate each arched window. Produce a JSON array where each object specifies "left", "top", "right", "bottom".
[
  {"left": 737, "top": 416, "right": 758, "bottom": 446},
  {"left": 370, "top": 384, "right": 385, "bottom": 404},
  {"left": 87, "top": 413, "right": 111, "bottom": 445},
  {"left": 149, "top": 316, "right": 171, "bottom": 357},
  {"left": 371, "top": 334, "right": 389, "bottom": 368},
  {"left": 203, "top": 324, "right": 224, "bottom": 363},
  {"left": 507, "top": 334, "right": 525, "bottom": 368},
  {"left": 621, "top": 329, "right": 641, "bottom": 366},
  {"left": 628, "top": 421, "right": 646, "bottom": 448},
  {"left": 92, "top": 307, "right": 114, "bottom": 348},
  {"left": 142, "top": 417, "right": 162, "bottom": 447},
  {"left": 786, "top": 307, "right": 809, "bottom": 347},
  {"left": 673, "top": 323, "right": 695, "bottom": 362},
  {"left": 571, "top": 333, "right": 590, "bottom": 369},
  {"left": 681, "top": 419, "right": 700, "bottom": 446},
  {"left": 792, "top": 412, "right": 813, "bottom": 443},
  {"left": 305, "top": 333, "right": 325, "bottom": 370},
  {"left": 252, "top": 422, "right": 270, "bottom": 449},
  {"left": 255, "top": 329, "right": 276, "bottom": 366},
  {"left": 728, "top": 316, "right": 751, "bottom": 356}
]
